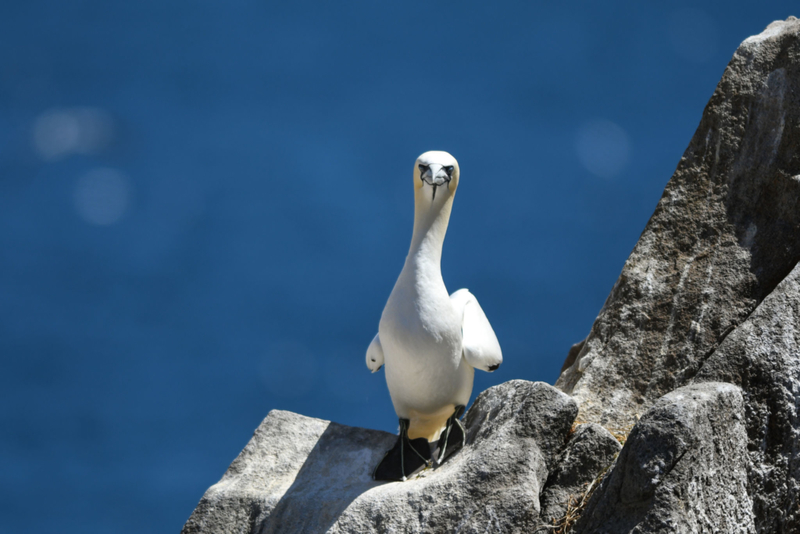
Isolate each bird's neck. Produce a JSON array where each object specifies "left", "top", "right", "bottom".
[{"left": 405, "top": 192, "right": 454, "bottom": 278}]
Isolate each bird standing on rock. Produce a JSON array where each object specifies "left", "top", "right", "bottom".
[{"left": 366, "top": 150, "right": 502, "bottom": 481}]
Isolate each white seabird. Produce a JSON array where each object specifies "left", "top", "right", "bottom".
[{"left": 367, "top": 150, "right": 502, "bottom": 481}]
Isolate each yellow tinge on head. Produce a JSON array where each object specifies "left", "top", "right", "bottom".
[{"left": 413, "top": 150, "right": 460, "bottom": 197}]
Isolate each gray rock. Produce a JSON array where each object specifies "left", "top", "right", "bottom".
[
  {"left": 537, "top": 423, "right": 621, "bottom": 530},
  {"left": 560, "top": 339, "right": 586, "bottom": 374},
  {"left": 692, "top": 261, "right": 800, "bottom": 532},
  {"left": 574, "top": 383, "right": 754, "bottom": 534},
  {"left": 182, "top": 380, "right": 578, "bottom": 534},
  {"left": 180, "top": 410, "right": 395, "bottom": 534},
  {"left": 557, "top": 17, "right": 800, "bottom": 429}
]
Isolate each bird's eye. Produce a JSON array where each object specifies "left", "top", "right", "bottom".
[
  {"left": 444, "top": 165, "right": 454, "bottom": 177},
  {"left": 418, "top": 164, "right": 429, "bottom": 174}
]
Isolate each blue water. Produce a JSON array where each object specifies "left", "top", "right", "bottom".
[{"left": 0, "top": 1, "right": 793, "bottom": 532}]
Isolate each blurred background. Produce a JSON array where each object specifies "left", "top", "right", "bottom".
[{"left": 0, "top": 1, "right": 794, "bottom": 532}]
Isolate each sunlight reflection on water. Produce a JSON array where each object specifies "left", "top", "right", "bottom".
[
  {"left": 73, "top": 168, "right": 132, "bottom": 226},
  {"left": 575, "top": 119, "right": 630, "bottom": 179},
  {"left": 32, "top": 107, "right": 114, "bottom": 160}
]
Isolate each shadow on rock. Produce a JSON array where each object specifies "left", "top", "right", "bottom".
[
  {"left": 574, "top": 383, "right": 754, "bottom": 534},
  {"left": 181, "top": 411, "right": 395, "bottom": 534},
  {"left": 183, "top": 381, "right": 584, "bottom": 534},
  {"left": 259, "top": 423, "right": 393, "bottom": 533}
]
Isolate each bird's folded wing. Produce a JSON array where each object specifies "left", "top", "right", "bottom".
[
  {"left": 450, "top": 289, "right": 502, "bottom": 372},
  {"left": 366, "top": 333, "right": 384, "bottom": 372}
]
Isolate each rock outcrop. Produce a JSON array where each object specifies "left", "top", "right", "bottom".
[
  {"left": 182, "top": 381, "right": 592, "bottom": 534},
  {"left": 557, "top": 16, "right": 800, "bottom": 429},
  {"left": 692, "top": 261, "right": 800, "bottom": 532},
  {"left": 184, "top": 18, "right": 800, "bottom": 533},
  {"left": 575, "top": 383, "right": 754, "bottom": 533},
  {"left": 537, "top": 423, "right": 621, "bottom": 529}
]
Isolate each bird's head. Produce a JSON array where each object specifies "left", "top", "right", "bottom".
[{"left": 413, "top": 150, "right": 459, "bottom": 204}]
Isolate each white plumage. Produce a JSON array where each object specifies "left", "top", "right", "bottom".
[{"left": 367, "top": 150, "right": 502, "bottom": 443}]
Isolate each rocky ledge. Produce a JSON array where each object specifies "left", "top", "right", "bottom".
[
  {"left": 183, "top": 17, "right": 800, "bottom": 533},
  {"left": 182, "top": 381, "right": 618, "bottom": 533}
]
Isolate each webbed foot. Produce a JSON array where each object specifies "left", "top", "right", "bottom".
[
  {"left": 432, "top": 405, "right": 466, "bottom": 465},
  {"left": 373, "top": 419, "right": 432, "bottom": 481}
]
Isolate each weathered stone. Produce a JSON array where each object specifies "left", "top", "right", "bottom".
[
  {"left": 557, "top": 17, "right": 800, "bottom": 429},
  {"left": 182, "top": 380, "right": 578, "bottom": 534},
  {"left": 692, "top": 261, "right": 800, "bottom": 533},
  {"left": 560, "top": 338, "right": 586, "bottom": 374},
  {"left": 537, "top": 423, "right": 621, "bottom": 529},
  {"left": 180, "top": 410, "right": 395, "bottom": 534},
  {"left": 574, "top": 383, "right": 754, "bottom": 533}
]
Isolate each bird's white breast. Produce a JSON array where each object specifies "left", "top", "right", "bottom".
[{"left": 379, "top": 269, "right": 473, "bottom": 418}]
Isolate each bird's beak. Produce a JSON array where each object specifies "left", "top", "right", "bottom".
[{"left": 420, "top": 164, "right": 452, "bottom": 201}]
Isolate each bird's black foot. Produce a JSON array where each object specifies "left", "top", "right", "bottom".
[
  {"left": 432, "top": 405, "right": 466, "bottom": 466},
  {"left": 373, "top": 419, "right": 432, "bottom": 481}
]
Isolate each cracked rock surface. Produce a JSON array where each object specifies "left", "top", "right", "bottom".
[
  {"left": 182, "top": 381, "right": 578, "bottom": 534},
  {"left": 558, "top": 18, "right": 800, "bottom": 533},
  {"left": 537, "top": 423, "right": 621, "bottom": 530},
  {"left": 693, "top": 262, "right": 800, "bottom": 532},
  {"left": 574, "top": 383, "right": 754, "bottom": 533},
  {"left": 557, "top": 16, "right": 800, "bottom": 430}
]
